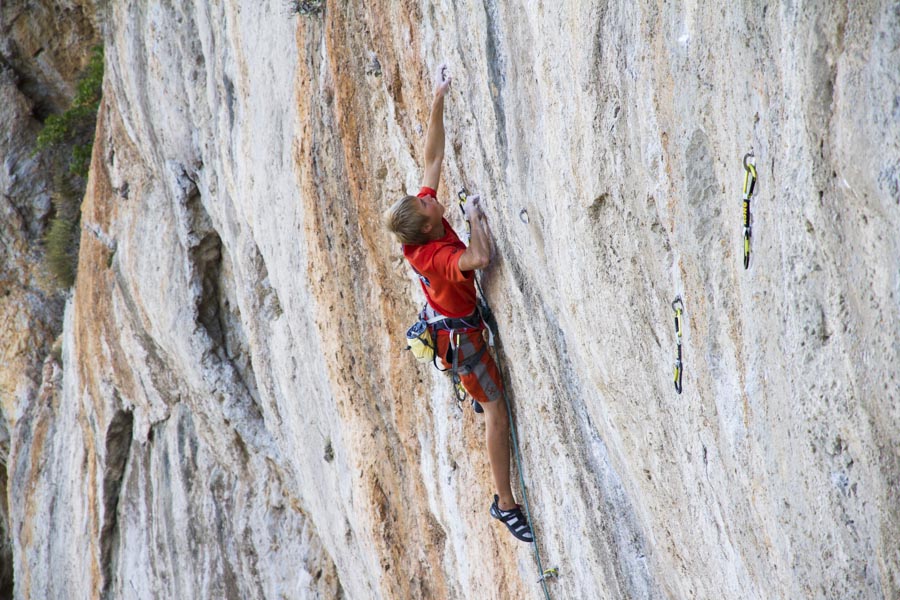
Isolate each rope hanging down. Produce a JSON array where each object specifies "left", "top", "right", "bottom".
[
  {"left": 742, "top": 152, "right": 758, "bottom": 270},
  {"left": 458, "top": 188, "right": 558, "bottom": 598},
  {"left": 672, "top": 296, "right": 684, "bottom": 394}
]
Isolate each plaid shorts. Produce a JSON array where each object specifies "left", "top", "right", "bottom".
[{"left": 435, "top": 328, "right": 503, "bottom": 403}]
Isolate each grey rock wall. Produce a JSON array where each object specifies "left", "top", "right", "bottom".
[
  {"left": 4, "top": 1, "right": 900, "bottom": 599},
  {"left": 1, "top": 2, "right": 100, "bottom": 596}
]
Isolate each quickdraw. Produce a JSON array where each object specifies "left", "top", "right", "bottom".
[
  {"left": 537, "top": 568, "right": 559, "bottom": 584},
  {"left": 672, "top": 296, "right": 684, "bottom": 394},
  {"left": 742, "top": 152, "right": 757, "bottom": 270},
  {"left": 457, "top": 187, "right": 472, "bottom": 241}
]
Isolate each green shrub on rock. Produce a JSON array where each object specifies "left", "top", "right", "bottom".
[
  {"left": 35, "top": 46, "right": 103, "bottom": 288},
  {"left": 36, "top": 46, "right": 103, "bottom": 177},
  {"left": 44, "top": 217, "right": 79, "bottom": 288}
]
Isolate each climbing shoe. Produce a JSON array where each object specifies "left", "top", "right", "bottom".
[
  {"left": 490, "top": 495, "right": 533, "bottom": 542},
  {"left": 472, "top": 399, "right": 484, "bottom": 413}
]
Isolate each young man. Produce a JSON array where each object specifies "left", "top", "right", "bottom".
[{"left": 383, "top": 65, "right": 533, "bottom": 543}]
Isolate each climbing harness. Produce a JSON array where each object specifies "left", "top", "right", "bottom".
[
  {"left": 457, "top": 186, "right": 556, "bottom": 598},
  {"left": 406, "top": 303, "right": 483, "bottom": 375},
  {"left": 407, "top": 305, "right": 486, "bottom": 390},
  {"left": 426, "top": 303, "right": 485, "bottom": 408},
  {"left": 742, "top": 152, "right": 757, "bottom": 270},
  {"left": 672, "top": 296, "right": 684, "bottom": 394}
]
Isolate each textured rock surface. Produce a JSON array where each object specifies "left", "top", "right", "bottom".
[
  {"left": 5, "top": 1, "right": 900, "bottom": 599},
  {"left": 1, "top": 1, "right": 99, "bottom": 595},
  {"left": 0, "top": 0, "right": 98, "bottom": 421}
]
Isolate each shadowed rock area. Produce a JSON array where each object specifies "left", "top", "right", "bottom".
[{"left": 2, "top": 2, "right": 899, "bottom": 599}]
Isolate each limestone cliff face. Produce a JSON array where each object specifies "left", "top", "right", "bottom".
[
  {"left": 5, "top": 2, "right": 900, "bottom": 599},
  {"left": 1, "top": 1, "right": 100, "bottom": 595},
  {"left": 0, "top": 0, "right": 99, "bottom": 427}
]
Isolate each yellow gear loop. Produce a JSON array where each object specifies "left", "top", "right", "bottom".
[
  {"left": 742, "top": 151, "right": 758, "bottom": 270},
  {"left": 672, "top": 296, "right": 684, "bottom": 394}
]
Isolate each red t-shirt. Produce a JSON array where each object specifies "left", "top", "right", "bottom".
[{"left": 403, "top": 186, "right": 477, "bottom": 318}]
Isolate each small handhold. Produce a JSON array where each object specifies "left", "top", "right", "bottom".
[
  {"left": 519, "top": 208, "right": 529, "bottom": 224},
  {"left": 365, "top": 52, "right": 382, "bottom": 77}
]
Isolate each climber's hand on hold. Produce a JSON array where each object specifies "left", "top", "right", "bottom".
[
  {"left": 434, "top": 62, "right": 452, "bottom": 99},
  {"left": 463, "top": 193, "right": 483, "bottom": 221},
  {"left": 458, "top": 193, "right": 490, "bottom": 271}
]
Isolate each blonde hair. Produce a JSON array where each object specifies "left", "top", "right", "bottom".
[{"left": 383, "top": 195, "right": 430, "bottom": 245}]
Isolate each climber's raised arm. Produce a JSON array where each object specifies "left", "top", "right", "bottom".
[{"left": 422, "top": 64, "right": 451, "bottom": 192}]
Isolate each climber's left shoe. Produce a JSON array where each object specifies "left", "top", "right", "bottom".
[{"left": 490, "top": 495, "right": 533, "bottom": 542}]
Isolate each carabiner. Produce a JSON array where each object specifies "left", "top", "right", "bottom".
[
  {"left": 743, "top": 227, "right": 751, "bottom": 269},
  {"left": 672, "top": 297, "right": 683, "bottom": 346},
  {"left": 537, "top": 568, "right": 559, "bottom": 583},
  {"left": 742, "top": 151, "right": 755, "bottom": 172},
  {"left": 743, "top": 153, "right": 757, "bottom": 198},
  {"left": 673, "top": 360, "right": 683, "bottom": 394},
  {"left": 457, "top": 187, "right": 469, "bottom": 207},
  {"left": 451, "top": 331, "right": 468, "bottom": 405},
  {"left": 453, "top": 378, "right": 467, "bottom": 403},
  {"left": 457, "top": 187, "right": 472, "bottom": 236}
]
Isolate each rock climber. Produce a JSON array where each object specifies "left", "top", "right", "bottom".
[{"left": 382, "top": 64, "right": 533, "bottom": 543}]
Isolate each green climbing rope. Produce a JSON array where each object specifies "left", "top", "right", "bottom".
[
  {"left": 475, "top": 262, "right": 557, "bottom": 599},
  {"left": 457, "top": 186, "right": 557, "bottom": 596}
]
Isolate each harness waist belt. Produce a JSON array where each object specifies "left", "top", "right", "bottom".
[
  {"left": 423, "top": 305, "right": 482, "bottom": 331},
  {"left": 432, "top": 312, "right": 481, "bottom": 331}
]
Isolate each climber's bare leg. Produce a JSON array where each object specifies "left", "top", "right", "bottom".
[{"left": 480, "top": 397, "right": 515, "bottom": 510}]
